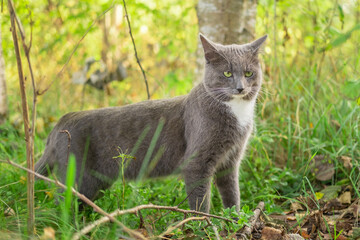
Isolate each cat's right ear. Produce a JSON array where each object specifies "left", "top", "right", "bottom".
[{"left": 200, "top": 34, "right": 224, "bottom": 63}]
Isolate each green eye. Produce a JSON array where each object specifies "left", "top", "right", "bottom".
[
  {"left": 245, "top": 71, "right": 253, "bottom": 77},
  {"left": 223, "top": 71, "right": 232, "bottom": 77}
]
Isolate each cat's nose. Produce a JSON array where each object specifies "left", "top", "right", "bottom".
[{"left": 236, "top": 88, "right": 244, "bottom": 93}]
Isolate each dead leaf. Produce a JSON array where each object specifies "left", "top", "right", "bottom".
[
  {"left": 260, "top": 227, "right": 283, "bottom": 240},
  {"left": 338, "top": 191, "right": 351, "bottom": 204},
  {"left": 291, "top": 202, "right": 304, "bottom": 212},
  {"left": 322, "top": 233, "right": 333, "bottom": 240},
  {"left": 287, "top": 216, "right": 297, "bottom": 221},
  {"left": 39, "top": 227, "right": 55, "bottom": 240},
  {"left": 351, "top": 204, "right": 359, "bottom": 216},
  {"left": 323, "top": 198, "right": 344, "bottom": 213},
  {"left": 4, "top": 207, "right": 15, "bottom": 216},
  {"left": 295, "top": 212, "right": 306, "bottom": 220},
  {"left": 340, "top": 156, "right": 353, "bottom": 170},
  {"left": 312, "top": 155, "right": 335, "bottom": 181},
  {"left": 336, "top": 235, "right": 348, "bottom": 240},
  {"left": 285, "top": 233, "right": 305, "bottom": 240},
  {"left": 300, "top": 229, "right": 310, "bottom": 239}
]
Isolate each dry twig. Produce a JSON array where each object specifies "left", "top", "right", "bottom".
[
  {"left": 237, "top": 201, "right": 265, "bottom": 240},
  {"left": 74, "top": 203, "right": 234, "bottom": 239},
  {"left": 122, "top": 0, "right": 150, "bottom": 100},
  {"left": 0, "top": 160, "right": 147, "bottom": 240},
  {"left": 158, "top": 216, "right": 207, "bottom": 238}
]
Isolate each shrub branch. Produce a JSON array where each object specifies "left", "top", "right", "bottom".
[
  {"left": 7, "top": 0, "right": 36, "bottom": 235},
  {"left": 122, "top": 0, "right": 151, "bottom": 100}
]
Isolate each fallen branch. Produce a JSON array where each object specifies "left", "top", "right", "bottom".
[
  {"left": 74, "top": 203, "right": 235, "bottom": 239},
  {"left": 237, "top": 201, "right": 264, "bottom": 240},
  {"left": 122, "top": 0, "right": 150, "bottom": 100},
  {"left": 0, "top": 159, "right": 146, "bottom": 240},
  {"left": 158, "top": 216, "right": 207, "bottom": 238},
  {"left": 154, "top": 187, "right": 196, "bottom": 224},
  {"left": 204, "top": 218, "right": 221, "bottom": 240}
]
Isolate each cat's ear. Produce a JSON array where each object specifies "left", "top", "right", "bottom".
[
  {"left": 199, "top": 34, "right": 225, "bottom": 63},
  {"left": 248, "top": 35, "right": 268, "bottom": 53}
]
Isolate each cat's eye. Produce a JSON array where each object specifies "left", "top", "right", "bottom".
[
  {"left": 244, "top": 71, "right": 253, "bottom": 78},
  {"left": 223, "top": 71, "right": 232, "bottom": 78}
]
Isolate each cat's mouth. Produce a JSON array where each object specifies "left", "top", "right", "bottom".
[
  {"left": 231, "top": 87, "right": 259, "bottom": 101},
  {"left": 232, "top": 89, "right": 250, "bottom": 97}
]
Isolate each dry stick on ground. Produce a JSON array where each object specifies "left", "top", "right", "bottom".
[
  {"left": 8, "top": 0, "right": 35, "bottom": 235},
  {"left": 74, "top": 204, "right": 235, "bottom": 240},
  {"left": 154, "top": 187, "right": 196, "bottom": 224},
  {"left": 0, "top": 160, "right": 147, "bottom": 240},
  {"left": 122, "top": 0, "right": 151, "bottom": 100},
  {"left": 237, "top": 201, "right": 265, "bottom": 240},
  {"left": 38, "top": 4, "right": 114, "bottom": 95},
  {"left": 158, "top": 216, "right": 207, "bottom": 239}
]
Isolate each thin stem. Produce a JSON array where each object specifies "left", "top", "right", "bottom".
[
  {"left": 122, "top": 0, "right": 151, "bottom": 100},
  {"left": 7, "top": 0, "right": 35, "bottom": 235},
  {"left": 38, "top": 4, "right": 114, "bottom": 95}
]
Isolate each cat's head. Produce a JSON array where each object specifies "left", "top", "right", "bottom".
[{"left": 200, "top": 34, "right": 267, "bottom": 101}]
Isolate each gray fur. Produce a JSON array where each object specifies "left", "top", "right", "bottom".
[{"left": 35, "top": 34, "right": 267, "bottom": 212}]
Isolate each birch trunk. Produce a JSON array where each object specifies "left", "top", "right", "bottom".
[
  {"left": 195, "top": 0, "right": 257, "bottom": 84},
  {"left": 0, "top": 27, "right": 7, "bottom": 125}
]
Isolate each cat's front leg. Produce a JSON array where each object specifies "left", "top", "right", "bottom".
[
  {"left": 183, "top": 166, "right": 213, "bottom": 213},
  {"left": 215, "top": 164, "right": 240, "bottom": 212}
]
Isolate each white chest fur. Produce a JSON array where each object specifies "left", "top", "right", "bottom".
[{"left": 225, "top": 97, "right": 256, "bottom": 128}]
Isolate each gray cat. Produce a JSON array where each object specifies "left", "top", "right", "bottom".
[{"left": 35, "top": 34, "right": 267, "bottom": 213}]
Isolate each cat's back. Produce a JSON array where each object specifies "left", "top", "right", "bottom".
[{"left": 56, "top": 95, "right": 186, "bottom": 130}]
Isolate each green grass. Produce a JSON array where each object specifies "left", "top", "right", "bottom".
[
  {"left": 1, "top": 0, "right": 360, "bottom": 238},
  {"left": 1, "top": 49, "right": 359, "bottom": 239}
]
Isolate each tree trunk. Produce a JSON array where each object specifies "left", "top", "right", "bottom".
[
  {"left": 0, "top": 27, "right": 7, "bottom": 125},
  {"left": 195, "top": 0, "right": 257, "bottom": 84}
]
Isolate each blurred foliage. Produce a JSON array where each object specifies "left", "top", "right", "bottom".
[{"left": 1, "top": 0, "right": 198, "bottom": 137}]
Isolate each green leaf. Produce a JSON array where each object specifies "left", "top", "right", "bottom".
[
  {"left": 65, "top": 154, "right": 76, "bottom": 211},
  {"left": 326, "top": 24, "right": 360, "bottom": 50},
  {"left": 337, "top": 4, "right": 344, "bottom": 25}
]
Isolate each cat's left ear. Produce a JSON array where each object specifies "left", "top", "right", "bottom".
[
  {"left": 199, "top": 34, "right": 225, "bottom": 63},
  {"left": 249, "top": 35, "right": 268, "bottom": 53}
]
